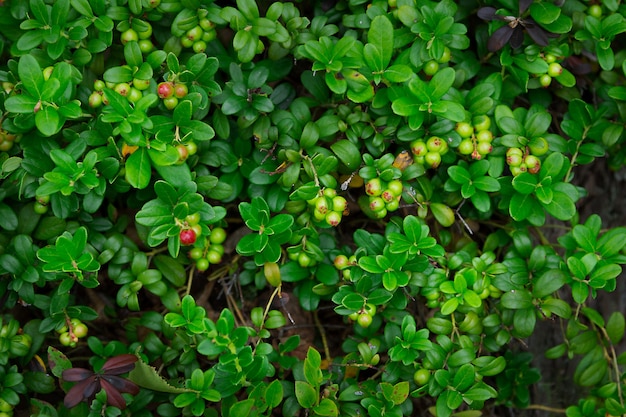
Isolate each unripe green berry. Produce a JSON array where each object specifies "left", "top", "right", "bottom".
[
  {"left": 424, "top": 151, "right": 442, "bottom": 168},
  {"left": 547, "top": 62, "right": 563, "bottom": 77},
  {"left": 455, "top": 122, "right": 474, "bottom": 139},
  {"left": 539, "top": 74, "right": 552, "bottom": 88},
  {"left": 410, "top": 140, "right": 428, "bottom": 157},
  {"left": 365, "top": 178, "right": 383, "bottom": 196},
  {"left": 332, "top": 196, "right": 348, "bottom": 213},
  {"left": 325, "top": 211, "right": 342, "bottom": 226},
  {"left": 196, "top": 258, "right": 209, "bottom": 271},
  {"left": 476, "top": 141, "right": 492, "bottom": 155},
  {"left": 458, "top": 139, "right": 474, "bottom": 155},
  {"left": 423, "top": 60, "right": 439, "bottom": 76},
  {"left": 369, "top": 196, "right": 386, "bottom": 212},
  {"left": 476, "top": 130, "right": 493, "bottom": 143},
  {"left": 386, "top": 198, "right": 400, "bottom": 212}
]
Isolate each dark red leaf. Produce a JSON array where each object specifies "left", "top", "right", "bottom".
[
  {"left": 524, "top": 22, "right": 550, "bottom": 46},
  {"left": 102, "top": 375, "right": 140, "bottom": 395},
  {"left": 488, "top": 25, "right": 514, "bottom": 52},
  {"left": 101, "top": 354, "right": 138, "bottom": 375},
  {"left": 477, "top": 7, "right": 498, "bottom": 21},
  {"left": 64, "top": 377, "right": 99, "bottom": 408},
  {"left": 62, "top": 368, "right": 94, "bottom": 382},
  {"left": 100, "top": 377, "right": 128, "bottom": 410},
  {"left": 519, "top": 0, "right": 532, "bottom": 14},
  {"left": 509, "top": 27, "right": 524, "bottom": 49}
]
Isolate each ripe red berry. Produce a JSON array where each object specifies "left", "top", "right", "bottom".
[
  {"left": 180, "top": 229, "right": 197, "bottom": 245},
  {"left": 157, "top": 82, "right": 174, "bottom": 99}
]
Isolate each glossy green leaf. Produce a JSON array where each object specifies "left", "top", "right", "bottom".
[
  {"left": 125, "top": 148, "right": 152, "bottom": 189},
  {"left": 331, "top": 140, "right": 361, "bottom": 170}
]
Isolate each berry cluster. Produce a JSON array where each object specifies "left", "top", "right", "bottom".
[
  {"left": 307, "top": 188, "right": 348, "bottom": 227},
  {"left": 157, "top": 80, "right": 190, "bottom": 110},
  {"left": 188, "top": 227, "right": 227, "bottom": 271},
  {"left": 537, "top": 54, "right": 563, "bottom": 88},
  {"left": 506, "top": 148, "right": 541, "bottom": 176},
  {"left": 422, "top": 46, "right": 452, "bottom": 77},
  {"left": 174, "top": 140, "right": 198, "bottom": 164},
  {"left": 0, "top": 319, "right": 33, "bottom": 361},
  {"left": 179, "top": 212, "right": 204, "bottom": 247},
  {"left": 120, "top": 23, "right": 155, "bottom": 54},
  {"left": 288, "top": 247, "right": 317, "bottom": 268},
  {"left": 57, "top": 318, "right": 88, "bottom": 348},
  {"left": 88, "top": 76, "right": 151, "bottom": 108},
  {"left": 333, "top": 253, "right": 357, "bottom": 281},
  {"left": 348, "top": 303, "right": 377, "bottom": 328},
  {"left": 506, "top": 136, "right": 549, "bottom": 176},
  {"left": 411, "top": 136, "right": 449, "bottom": 168},
  {"left": 364, "top": 178, "right": 404, "bottom": 218},
  {"left": 0, "top": 397, "right": 15, "bottom": 417},
  {"left": 456, "top": 115, "right": 494, "bottom": 160},
  {"left": 0, "top": 129, "right": 17, "bottom": 152},
  {"left": 33, "top": 194, "right": 50, "bottom": 215},
  {"left": 179, "top": 18, "right": 217, "bottom": 53}
]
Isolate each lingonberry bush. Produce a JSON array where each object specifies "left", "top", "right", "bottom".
[{"left": 1, "top": 0, "right": 626, "bottom": 416}]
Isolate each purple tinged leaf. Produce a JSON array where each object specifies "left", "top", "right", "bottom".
[
  {"left": 62, "top": 368, "right": 94, "bottom": 382},
  {"left": 488, "top": 26, "right": 514, "bottom": 52},
  {"left": 64, "top": 377, "right": 99, "bottom": 408},
  {"left": 477, "top": 7, "right": 498, "bottom": 21},
  {"left": 524, "top": 22, "right": 550, "bottom": 46},
  {"left": 102, "top": 375, "right": 140, "bottom": 395},
  {"left": 519, "top": 0, "right": 532, "bottom": 14},
  {"left": 100, "top": 377, "right": 128, "bottom": 410},
  {"left": 509, "top": 27, "right": 525, "bottom": 49},
  {"left": 101, "top": 354, "right": 138, "bottom": 375}
]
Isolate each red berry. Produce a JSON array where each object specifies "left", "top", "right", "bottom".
[
  {"left": 180, "top": 229, "right": 197, "bottom": 245},
  {"left": 157, "top": 82, "right": 174, "bottom": 99}
]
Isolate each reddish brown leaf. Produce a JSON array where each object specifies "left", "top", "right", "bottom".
[
  {"left": 64, "top": 377, "right": 99, "bottom": 408},
  {"left": 62, "top": 368, "right": 94, "bottom": 382},
  {"left": 100, "top": 377, "right": 128, "bottom": 410},
  {"left": 488, "top": 25, "right": 515, "bottom": 52},
  {"left": 102, "top": 375, "right": 140, "bottom": 395},
  {"left": 101, "top": 354, "right": 138, "bottom": 375}
]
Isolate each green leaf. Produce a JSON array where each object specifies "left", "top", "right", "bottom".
[
  {"left": 533, "top": 270, "right": 567, "bottom": 298},
  {"left": 295, "top": 381, "right": 317, "bottom": 409},
  {"left": 125, "top": 148, "right": 152, "bottom": 189},
  {"left": 543, "top": 190, "right": 576, "bottom": 221},
  {"left": 4, "top": 95, "right": 39, "bottom": 113},
  {"left": 453, "top": 364, "right": 475, "bottom": 391},
  {"left": 384, "top": 65, "right": 413, "bottom": 83},
  {"left": 524, "top": 111, "right": 551, "bottom": 139},
  {"left": 129, "top": 357, "right": 192, "bottom": 393},
  {"left": 0, "top": 204, "right": 18, "bottom": 231},
  {"left": 500, "top": 289, "right": 533, "bottom": 309},
  {"left": 314, "top": 398, "right": 339, "bottom": 417},
  {"left": 529, "top": 3, "right": 561, "bottom": 24},
  {"left": 572, "top": 224, "right": 596, "bottom": 253},
  {"left": 367, "top": 15, "right": 393, "bottom": 71},
  {"left": 473, "top": 176, "right": 500, "bottom": 192},
  {"left": 606, "top": 312, "right": 625, "bottom": 345},
  {"left": 331, "top": 140, "right": 361, "bottom": 170},
  {"left": 509, "top": 192, "right": 534, "bottom": 221},
  {"left": 70, "top": 0, "right": 93, "bottom": 16},
  {"left": 153, "top": 255, "right": 186, "bottom": 287},
  {"left": 447, "top": 165, "right": 471, "bottom": 185},
  {"left": 431, "top": 203, "right": 455, "bottom": 227},
  {"left": 18, "top": 54, "right": 44, "bottom": 98},
  {"left": 430, "top": 67, "right": 456, "bottom": 100},
  {"left": 36, "top": 106, "right": 62, "bottom": 137}
]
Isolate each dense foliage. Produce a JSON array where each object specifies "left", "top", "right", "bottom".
[{"left": 1, "top": 0, "right": 626, "bottom": 416}]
